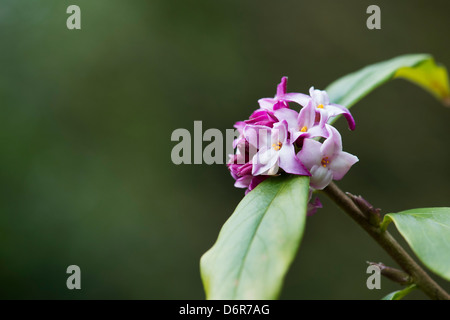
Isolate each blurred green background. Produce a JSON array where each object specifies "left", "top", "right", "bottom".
[{"left": 1, "top": 0, "right": 449, "bottom": 299}]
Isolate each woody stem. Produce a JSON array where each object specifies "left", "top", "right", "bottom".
[{"left": 322, "top": 182, "right": 450, "bottom": 300}]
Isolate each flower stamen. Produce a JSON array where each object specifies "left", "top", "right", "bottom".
[
  {"left": 317, "top": 104, "right": 324, "bottom": 109},
  {"left": 321, "top": 156, "right": 330, "bottom": 168},
  {"left": 272, "top": 142, "right": 282, "bottom": 151},
  {"left": 300, "top": 126, "right": 308, "bottom": 132}
]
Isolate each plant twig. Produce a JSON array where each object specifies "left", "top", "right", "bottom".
[
  {"left": 367, "top": 261, "right": 412, "bottom": 285},
  {"left": 322, "top": 182, "right": 450, "bottom": 300}
]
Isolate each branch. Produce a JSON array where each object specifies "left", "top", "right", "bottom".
[{"left": 322, "top": 182, "right": 450, "bottom": 300}]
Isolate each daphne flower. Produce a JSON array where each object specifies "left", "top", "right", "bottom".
[
  {"left": 307, "top": 87, "right": 356, "bottom": 131},
  {"left": 274, "top": 101, "right": 328, "bottom": 143},
  {"left": 258, "top": 77, "right": 310, "bottom": 111},
  {"left": 244, "top": 120, "right": 310, "bottom": 176},
  {"left": 228, "top": 77, "right": 358, "bottom": 198},
  {"left": 297, "top": 126, "right": 358, "bottom": 189}
]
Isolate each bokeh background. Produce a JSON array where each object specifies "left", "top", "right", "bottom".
[{"left": 1, "top": 0, "right": 449, "bottom": 299}]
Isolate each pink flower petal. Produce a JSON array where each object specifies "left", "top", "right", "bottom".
[
  {"left": 258, "top": 98, "right": 277, "bottom": 110},
  {"left": 329, "top": 151, "right": 359, "bottom": 180},
  {"left": 273, "top": 108, "right": 299, "bottom": 130},
  {"left": 252, "top": 147, "right": 279, "bottom": 176},
  {"left": 320, "top": 125, "right": 342, "bottom": 158},
  {"left": 278, "top": 143, "right": 310, "bottom": 176},
  {"left": 244, "top": 124, "right": 271, "bottom": 149},
  {"left": 297, "top": 138, "right": 323, "bottom": 170},
  {"left": 284, "top": 92, "right": 311, "bottom": 107}
]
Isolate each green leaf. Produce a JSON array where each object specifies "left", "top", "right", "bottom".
[
  {"left": 382, "top": 284, "right": 417, "bottom": 300},
  {"left": 200, "top": 175, "right": 310, "bottom": 299},
  {"left": 382, "top": 208, "right": 450, "bottom": 282},
  {"left": 395, "top": 59, "right": 450, "bottom": 105},
  {"left": 325, "top": 54, "right": 450, "bottom": 116}
]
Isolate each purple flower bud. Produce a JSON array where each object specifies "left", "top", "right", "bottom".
[
  {"left": 258, "top": 77, "right": 310, "bottom": 111},
  {"left": 307, "top": 194, "right": 323, "bottom": 216}
]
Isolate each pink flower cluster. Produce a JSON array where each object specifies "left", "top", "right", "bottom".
[{"left": 227, "top": 77, "right": 359, "bottom": 215}]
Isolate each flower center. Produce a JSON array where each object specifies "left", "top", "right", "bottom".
[
  {"left": 300, "top": 126, "right": 308, "bottom": 132},
  {"left": 321, "top": 157, "right": 330, "bottom": 167},
  {"left": 272, "top": 142, "right": 282, "bottom": 151},
  {"left": 317, "top": 104, "right": 324, "bottom": 109}
]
